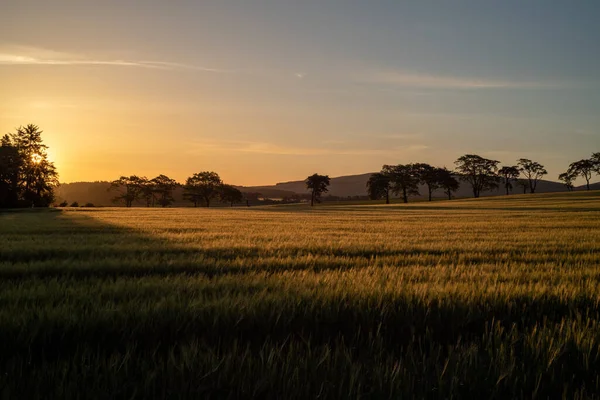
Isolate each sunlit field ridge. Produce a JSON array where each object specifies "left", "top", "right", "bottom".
[{"left": 1, "top": 191, "right": 600, "bottom": 399}]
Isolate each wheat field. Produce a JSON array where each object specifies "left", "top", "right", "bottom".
[{"left": 1, "top": 191, "right": 600, "bottom": 399}]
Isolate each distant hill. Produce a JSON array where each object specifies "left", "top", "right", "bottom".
[{"left": 55, "top": 175, "right": 598, "bottom": 206}]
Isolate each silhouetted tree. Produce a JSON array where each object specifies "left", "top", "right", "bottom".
[
  {"left": 592, "top": 152, "right": 600, "bottom": 173},
  {"left": 435, "top": 168, "right": 460, "bottom": 200},
  {"left": 567, "top": 159, "right": 595, "bottom": 191},
  {"left": 454, "top": 155, "right": 499, "bottom": 198},
  {"left": 58, "top": 201, "right": 68, "bottom": 207},
  {"left": 366, "top": 172, "right": 392, "bottom": 204},
  {"left": 110, "top": 175, "right": 145, "bottom": 207},
  {"left": 70, "top": 201, "right": 79, "bottom": 207},
  {"left": 558, "top": 171, "right": 577, "bottom": 191},
  {"left": 498, "top": 165, "right": 521, "bottom": 195},
  {"left": 151, "top": 174, "right": 179, "bottom": 207},
  {"left": 517, "top": 158, "right": 547, "bottom": 194},
  {"left": 305, "top": 173, "right": 330, "bottom": 206},
  {"left": 219, "top": 184, "right": 244, "bottom": 206},
  {"left": 387, "top": 164, "right": 420, "bottom": 203},
  {"left": 2, "top": 125, "right": 58, "bottom": 207},
  {"left": 138, "top": 177, "right": 156, "bottom": 207},
  {"left": 516, "top": 179, "right": 528, "bottom": 194},
  {"left": 184, "top": 171, "right": 222, "bottom": 207},
  {"left": 414, "top": 163, "right": 440, "bottom": 201},
  {"left": 0, "top": 135, "right": 23, "bottom": 208}
]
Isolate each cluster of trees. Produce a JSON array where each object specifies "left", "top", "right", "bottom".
[
  {"left": 364, "top": 153, "right": 600, "bottom": 203},
  {"left": 559, "top": 153, "right": 600, "bottom": 191},
  {"left": 0, "top": 125, "right": 58, "bottom": 208},
  {"left": 109, "top": 172, "right": 244, "bottom": 207}
]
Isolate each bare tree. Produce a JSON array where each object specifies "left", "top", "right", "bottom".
[{"left": 517, "top": 159, "right": 547, "bottom": 194}]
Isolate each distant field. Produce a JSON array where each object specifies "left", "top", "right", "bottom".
[{"left": 1, "top": 191, "right": 600, "bottom": 399}]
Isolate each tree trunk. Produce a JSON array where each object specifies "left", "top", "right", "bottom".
[
  {"left": 586, "top": 179, "right": 590, "bottom": 191},
  {"left": 310, "top": 190, "right": 315, "bottom": 207},
  {"left": 428, "top": 186, "right": 432, "bottom": 201},
  {"left": 447, "top": 190, "right": 452, "bottom": 200},
  {"left": 385, "top": 189, "right": 389, "bottom": 204},
  {"left": 402, "top": 187, "right": 408, "bottom": 203}
]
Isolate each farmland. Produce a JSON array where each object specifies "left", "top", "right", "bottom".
[{"left": 1, "top": 191, "right": 600, "bottom": 399}]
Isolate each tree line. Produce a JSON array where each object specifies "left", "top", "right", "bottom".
[
  {"left": 109, "top": 172, "right": 245, "bottom": 207},
  {"left": 0, "top": 125, "right": 58, "bottom": 208},
  {"left": 358, "top": 153, "right": 600, "bottom": 204},
  {"left": 1, "top": 124, "right": 599, "bottom": 208}
]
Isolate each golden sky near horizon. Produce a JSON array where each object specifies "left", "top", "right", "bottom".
[{"left": 1, "top": 1, "right": 599, "bottom": 186}]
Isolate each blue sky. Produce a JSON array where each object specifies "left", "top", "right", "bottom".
[{"left": 1, "top": 0, "right": 598, "bottom": 184}]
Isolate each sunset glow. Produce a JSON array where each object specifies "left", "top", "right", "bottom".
[{"left": 1, "top": 1, "right": 599, "bottom": 185}]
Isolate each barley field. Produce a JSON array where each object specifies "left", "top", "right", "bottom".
[{"left": 1, "top": 191, "right": 600, "bottom": 399}]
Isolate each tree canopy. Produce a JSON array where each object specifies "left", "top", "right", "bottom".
[
  {"left": 305, "top": 173, "right": 330, "bottom": 206},
  {"left": 498, "top": 166, "right": 521, "bottom": 195},
  {"left": 567, "top": 159, "right": 595, "bottom": 191},
  {"left": 454, "top": 155, "right": 499, "bottom": 198},
  {"left": 0, "top": 125, "right": 58, "bottom": 208},
  {"left": 183, "top": 171, "right": 223, "bottom": 207},
  {"left": 517, "top": 159, "right": 547, "bottom": 194}
]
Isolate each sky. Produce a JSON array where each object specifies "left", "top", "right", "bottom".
[{"left": 1, "top": 0, "right": 599, "bottom": 186}]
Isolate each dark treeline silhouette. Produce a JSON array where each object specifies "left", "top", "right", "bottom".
[
  {"left": 0, "top": 125, "right": 58, "bottom": 208},
  {"left": 366, "top": 152, "right": 600, "bottom": 203},
  {"left": 3, "top": 124, "right": 599, "bottom": 209},
  {"left": 108, "top": 172, "right": 245, "bottom": 208}
]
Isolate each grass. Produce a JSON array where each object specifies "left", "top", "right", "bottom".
[{"left": 1, "top": 191, "right": 600, "bottom": 399}]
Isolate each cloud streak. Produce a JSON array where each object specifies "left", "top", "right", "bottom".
[
  {"left": 190, "top": 139, "right": 428, "bottom": 156},
  {"left": 0, "top": 46, "right": 222, "bottom": 72}
]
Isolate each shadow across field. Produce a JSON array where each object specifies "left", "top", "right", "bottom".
[{"left": 2, "top": 209, "right": 600, "bottom": 398}]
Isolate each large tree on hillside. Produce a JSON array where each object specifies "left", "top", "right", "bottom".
[
  {"left": 305, "top": 173, "right": 330, "bottom": 206},
  {"left": 435, "top": 168, "right": 460, "bottom": 200},
  {"left": 414, "top": 163, "right": 440, "bottom": 201},
  {"left": 219, "top": 184, "right": 244, "bottom": 206},
  {"left": 454, "top": 155, "right": 499, "bottom": 198},
  {"left": 498, "top": 165, "right": 521, "bottom": 195},
  {"left": 366, "top": 172, "right": 392, "bottom": 204},
  {"left": 184, "top": 171, "right": 222, "bottom": 207},
  {"left": 109, "top": 175, "right": 146, "bottom": 207},
  {"left": 517, "top": 158, "right": 547, "bottom": 194},
  {"left": 386, "top": 164, "right": 420, "bottom": 203},
  {"left": 558, "top": 171, "right": 577, "bottom": 191},
  {"left": 567, "top": 159, "right": 595, "bottom": 191},
  {"left": 151, "top": 174, "right": 179, "bottom": 207}
]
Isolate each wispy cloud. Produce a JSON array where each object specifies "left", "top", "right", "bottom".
[
  {"left": 0, "top": 45, "right": 222, "bottom": 72},
  {"left": 189, "top": 139, "right": 428, "bottom": 156},
  {"left": 368, "top": 70, "right": 556, "bottom": 90}
]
